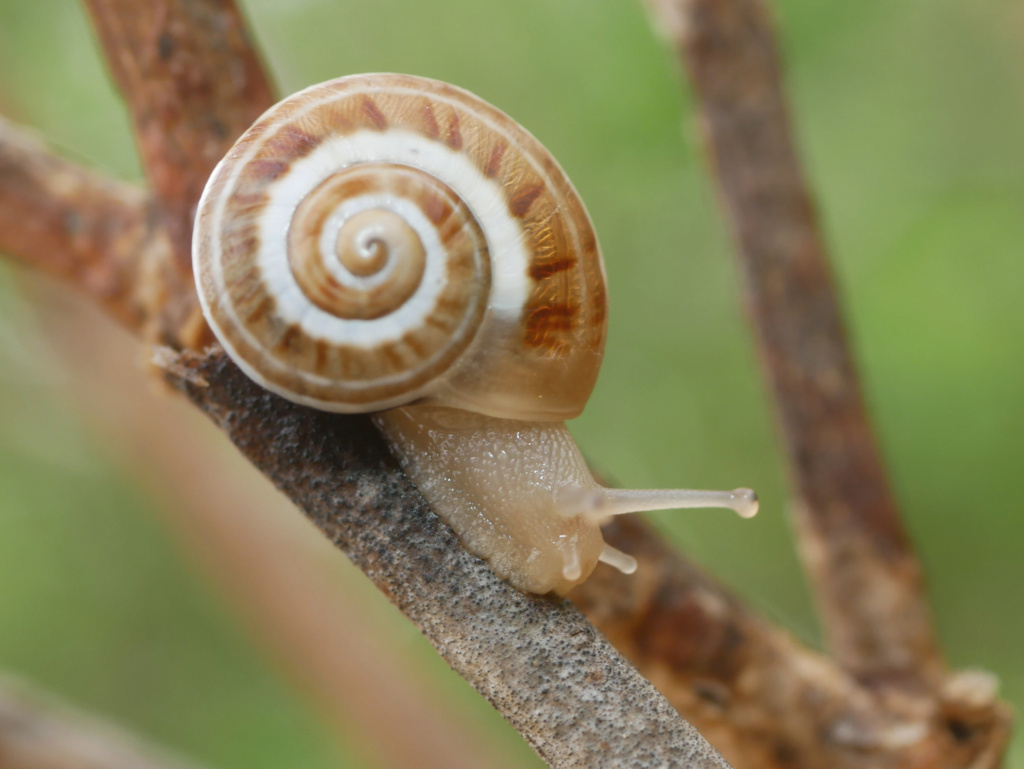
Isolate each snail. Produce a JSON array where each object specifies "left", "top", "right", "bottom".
[{"left": 192, "top": 73, "right": 757, "bottom": 596}]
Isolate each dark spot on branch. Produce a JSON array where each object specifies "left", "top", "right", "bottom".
[
  {"left": 63, "top": 211, "right": 83, "bottom": 236},
  {"left": 157, "top": 32, "right": 174, "bottom": 61},
  {"left": 947, "top": 719, "right": 975, "bottom": 743}
]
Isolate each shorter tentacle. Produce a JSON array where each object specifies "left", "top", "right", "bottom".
[{"left": 598, "top": 543, "right": 638, "bottom": 576}]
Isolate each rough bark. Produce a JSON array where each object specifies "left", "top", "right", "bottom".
[{"left": 160, "top": 348, "right": 734, "bottom": 769}]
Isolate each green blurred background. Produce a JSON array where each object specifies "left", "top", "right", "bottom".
[{"left": 0, "top": 0, "right": 1021, "bottom": 766}]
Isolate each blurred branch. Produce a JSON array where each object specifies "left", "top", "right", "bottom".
[
  {"left": 160, "top": 347, "right": 735, "bottom": 769},
  {"left": 83, "top": 0, "right": 275, "bottom": 285},
  {"left": 642, "top": 0, "right": 942, "bottom": 689},
  {"left": 0, "top": 116, "right": 193, "bottom": 346},
  {"left": 0, "top": 677, "right": 203, "bottom": 769}
]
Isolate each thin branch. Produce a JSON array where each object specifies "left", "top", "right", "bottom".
[
  {"left": 0, "top": 116, "right": 194, "bottom": 346},
  {"left": 643, "top": 0, "right": 942, "bottom": 688},
  {"left": 0, "top": 677, "right": 204, "bottom": 769},
  {"left": 160, "top": 347, "right": 735, "bottom": 769},
  {"left": 82, "top": 0, "right": 274, "bottom": 341}
]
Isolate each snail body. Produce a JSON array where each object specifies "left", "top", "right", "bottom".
[{"left": 194, "top": 73, "right": 756, "bottom": 595}]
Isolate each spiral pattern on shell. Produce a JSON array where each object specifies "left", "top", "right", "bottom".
[{"left": 193, "top": 73, "right": 607, "bottom": 420}]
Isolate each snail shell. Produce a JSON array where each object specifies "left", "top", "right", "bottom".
[
  {"left": 193, "top": 72, "right": 606, "bottom": 422},
  {"left": 194, "top": 73, "right": 757, "bottom": 595}
]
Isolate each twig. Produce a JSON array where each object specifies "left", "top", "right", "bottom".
[
  {"left": 0, "top": 677, "right": 204, "bottom": 769},
  {"left": 0, "top": 116, "right": 192, "bottom": 346},
  {"left": 642, "top": 0, "right": 943, "bottom": 688},
  {"left": 82, "top": 0, "right": 274, "bottom": 346},
  {"left": 161, "top": 348, "right": 735, "bottom": 769}
]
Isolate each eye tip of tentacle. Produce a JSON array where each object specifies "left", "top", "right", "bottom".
[{"left": 732, "top": 487, "right": 759, "bottom": 518}]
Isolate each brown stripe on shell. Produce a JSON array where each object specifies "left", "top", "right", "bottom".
[
  {"left": 266, "top": 119, "right": 324, "bottom": 159},
  {"left": 220, "top": 230, "right": 262, "bottom": 263},
  {"left": 247, "top": 158, "right": 291, "bottom": 183},
  {"left": 314, "top": 339, "right": 329, "bottom": 375},
  {"left": 509, "top": 182, "right": 545, "bottom": 218},
  {"left": 424, "top": 312, "right": 453, "bottom": 331},
  {"left": 254, "top": 122, "right": 323, "bottom": 168},
  {"left": 420, "top": 101, "right": 440, "bottom": 140},
  {"left": 360, "top": 96, "right": 389, "bottom": 130},
  {"left": 219, "top": 191, "right": 268, "bottom": 219},
  {"left": 420, "top": 192, "right": 452, "bottom": 226},
  {"left": 484, "top": 141, "right": 507, "bottom": 178},
  {"left": 524, "top": 303, "right": 579, "bottom": 351},
  {"left": 277, "top": 324, "right": 303, "bottom": 353},
  {"left": 528, "top": 257, "right": 576, "bottom": 281},
  {"left": 444, "top": 111, "right": 463, "bottom": 149},
  {"left": 281, "top": 123, "right": 321, "bottom": 155},
  {"left": 435, "top": 205, "right": 467, "bottom": 246},
  {"left": 380, "top": 344, "right": 404, "bottom": 372},
  {"left": 402, "top": 331, "right": 427, "bottom": 359},
  {"left": 245, "top": 295, "right": 275, "bottom": 325},
  {"left": 227, "top": 268, "right": 262, "bottom": 307}
]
